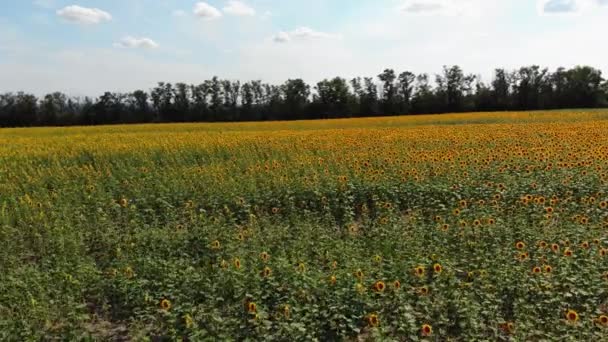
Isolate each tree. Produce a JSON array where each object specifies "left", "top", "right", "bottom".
[
  {"left": 378, "top": 69, "right": 398, "bottom": 115},
  {"left": 282, "top": 79, "right": 311, "bottom": 120},
  {"left": 397, "top": 71, "right": 416, "bottom": 114},
  {"left": 315, "top": 77, "right": 351, "bottom": 118}
]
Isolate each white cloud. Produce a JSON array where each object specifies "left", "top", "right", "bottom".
[
  {"left": 193, "top": 2, "right": 222, "bottom": 20},
  {"left": 56, "top": 5, "right": 112, "bottom": 24},
  {"left": 540, "top": 0, "right": 579, "bottom": 13},
  {"left": 273, "top": 31, "right": 290, "bottom": 43},
  {"left": 114, "top": 36, "right": 159, "bottom": 49},
  {"left": 273, "top": 27, "right": 342, "bottom": 43},
  {"left": 223, "top": 1, "right": 256, "bottom": 16},
  {"left": 399, "top": 0, "right": 490, "bottom": 16},
  {"left": 172, "top": 10, "right": 187, "bottom": 17}
]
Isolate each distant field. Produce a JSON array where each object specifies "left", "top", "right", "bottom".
[{"left": 2, "top": 110, "right": 608, "bottom": 340}]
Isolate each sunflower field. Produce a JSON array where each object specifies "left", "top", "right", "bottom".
[{"left": 2, "top": 110, "right": 608, "bottom": 340}]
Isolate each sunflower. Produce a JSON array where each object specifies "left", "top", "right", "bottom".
[
  {"left": 473, "top": 219, "right": 481, "bottom": 227},
  {"left": 373, "top": 281, "right": 386, "bottom": 292},
  {"left": 515, "top": 241, "right": 525, "bottom": 250},
  {"left": 329, "top": 275, "right": 337, "bottom": 285},
  {"left": 297, "top": 262, "right": 306, "bottom": 273},
  {"left": 434, "top": 215, "right": 443, "bottom": 223},
  {"left": 414, "top": 266, "right": 425, "bottom": 277},
  {"left": 516, "top": 252, "right": 528, "bottom": 262},
  {"left": 271, "top": 207, "right": 280, "bottom": 214},
  {"left": 356, "top": 283, "right": 366, "bottom": 294},
  {"left": 379, "top": 217, "right": 389, "bottom": 225},
  {"left": 421, "top": 324, "right": 433, "bottom": 337},
  {"left": 565, "top": 309, "right": 579, "bottom": 323},
  {"left": 393, "top": 280, "right": 401, "bottom": 289},
  {"left": 551, "top": 243, "right": 560, "bottom": 253},
  {"left": 544, "top": 265, "right": 553, "bottom": 273},
  {"left": 282, "top": 305, "right": 290, "bottom": 319},
  {"left": 236, "top": 232, "right": 245, "bottom": 241},
  {"left": 119, "top": 198, "right": 128, "bottom": 207},
  {"left": 124, "top": 266, "right": 134, "bottom": 279},
  {"left": 459, "top": 199, "right": 468, "bottom": 208},
  {"left": 580, "top": 216, "right": 589, "bottom": 225},
  {"left": 373, "top": 255, "right": 382, "bottom": 263},
  {"left": 233, "top": 258, "right": 241, "bottom": 269},
  {"left": 220, "top": 259, "right": 229, "bottom": 269},
  {"left": 260, "top": 266, "right": 272, "bottom": 278},
  {"left": 538, "top": 241, "right": 548, "bottom": 249},
  {"left": 354, "top": 269, "right": 364, "bottom": 280},
  {"left": 418, "top": 286, "right": 429, "bottom": 296},
  {"left": 183, "top": 314, "right": 194, "bottom": 329},
  {"left": 564, "top": 248, "right": 573, "bottom": 257},
  {"left": 545, "top": 207, "right": 554, "bottom": 214},
  {"left": 487, "top": 218, "right": 496, "bottom": 225},
  {"left": 260, "top": 251, "right": 270, "bottom": 262},
  {"left": 532, "top": 266, "right": 542, "bottom": 274},
  {"left": 247, "top": 301, "right": 257, "bottom": 314},
  {"left": 160, "top": 299, "right": 171, "bottom": 311},
  {"left": 210, "top": 240, "right": 221, "bottom": 250},
  {"left": 598, "top": 315, "right": 608, "bottom": 326},
  {"left": 601, "top": 249, "right": 608, "bottom": 257},
  {"left": 433, "top": 263, "right": 443, "bottom": 274},
  {"left": 453, "top": 208, "right": 461, "bottom": 216},
  {"left": 367, "top": 313, "right": 379, "bottom": 327},
  {"left": 581, "top": 241, "right": 590, "bottom": 249},
  {"left": 600, "top": 201, "right": 608, "bottom": 209}
]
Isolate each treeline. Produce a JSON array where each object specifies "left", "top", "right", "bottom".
[{"left": 1, "top": 65, "right": 607, "bottom": 127}]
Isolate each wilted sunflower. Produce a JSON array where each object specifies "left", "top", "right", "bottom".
[
  {"left": 421, "top": 324, "right": 433, "bottom": 337},
  {"left": 160, "top": 299, "right": 171, "bottom": 311}
]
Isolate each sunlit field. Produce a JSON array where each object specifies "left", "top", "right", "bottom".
[{"left": 2, "top": 110, "right": 608, "bottom": 340}]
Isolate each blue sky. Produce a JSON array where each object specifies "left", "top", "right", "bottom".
[{"left": 1, "top": 0, "right": 607, "bottom": 96}]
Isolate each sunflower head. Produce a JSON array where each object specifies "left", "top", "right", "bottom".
[
  {"left": 564, "top": 248, "right": 573, "bottom": 257},
  {"left": 160, "top": 299, "right": 171, "bottom": 311},
  {"left": 260, "top": 251, "right": 270, "bottom": 262},
  {"left": 433, "top": 263, "right": 443, "bottom": 274},
  {"left": 183, "top": 314, "right": 194, "bottom": 329},
  {"left": 581, "top": 241, "right": 590, "bottom": 249},
  {"left": 551, "top": 243, "right": 560, "bottom": 253},
  {"left": 515, "top": 241, "right": 525, "bottom": 250},
  {"left": 418, "top": 286, "right": 429, "bottom": 296},
  {"left": 210, "top": 240, "right": 221, "bottom": 250},
  {"left": 354, "top": 269, "right": 364, "bottom": 280},
  {"left": 373, "top": 255, "right": 382, "bottom": 263},
  {"left": 233, "top": 258, "right": 241, "bottom": 269},
  {"left": 393, "top": 280, "right": 401, "bottom": 289},
  {"left": 373, "top": 280, "right": 386, "bottom": 292},
  {"left": 367, "top": 313, "right": 379, "bottom": 327},
  {"left": 532, "top": 266, "right": 542, "bottom": 274},
  {"left": 421, "top": 324, "right": 432, "bottom": 337},
  {"left": 260, "top": 266, "right": 272, "bottom": 278},
  {"left": 566, "top": 309, "right": 579, "bottom": 323},
  {"left": 598, "top": 315, "right": 608, "bottom": 326},
  {"left": 544, "top": 265, "right": 553, "bottom": 273},
  {"left": 247, "top": 301, "right": 257, "bottom": 314},
  {"left": 414, "top": 266, "right": 425, "bottom": 277},
  {"left": 329, "top": 275, "right": 337, "bottom": 285}
]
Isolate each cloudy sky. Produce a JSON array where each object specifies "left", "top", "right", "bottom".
[{"left": 1, "top": 0, "right": 607, "bottom": 96}]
